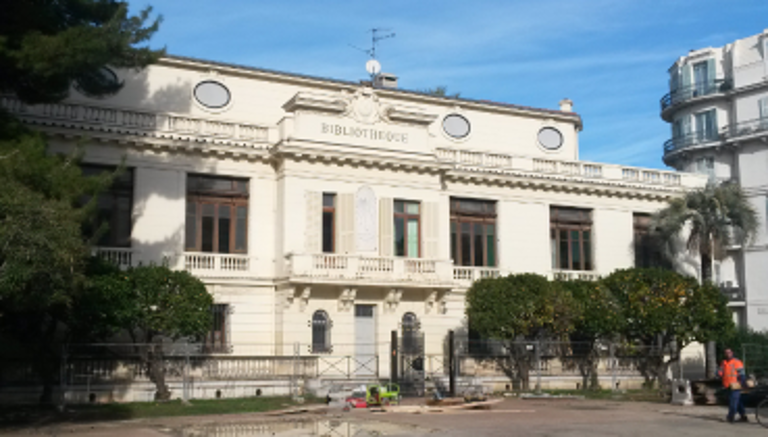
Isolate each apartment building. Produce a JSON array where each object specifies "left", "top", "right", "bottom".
[{"left": 661, "top": 30, "right": 768, "bottom": 329}]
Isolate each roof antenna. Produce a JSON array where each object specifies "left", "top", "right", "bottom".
[{"left": 349, "top": 28, "right": 395, "bottom": 80}]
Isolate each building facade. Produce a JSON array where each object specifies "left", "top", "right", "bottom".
[
  {"left": 661, "top": 30, "right": 768, "bottom": 330},
  {"left": 2, "top": 55, "right": 707, "bottom": 381}
]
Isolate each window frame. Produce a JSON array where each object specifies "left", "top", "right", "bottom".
[
  {"left": 185, "top": 175, "right": 249, "bottom": 254},
  {"left": 393, "top": 200, "right": 421, "bottom": 258},
  {"left": 550, "top": 207, "right": 593, "bottom": 271},
  {"left": 401, "top": 312, "right": 421, "bottom": 354},
  {"left": 450, "top": 198, "right": 497, "bottom": 267},
  {"left": 322, "top": 193, "right": 336, "bottom": 253},
  {"left": 81, "top": 164, "right": 134, "bottom": 248},
  {"left": 311, "top": 310, "right": 332, "bottom": 354},
  {"left": 203, "top": 303, "right": 231, "bottom": 354}
]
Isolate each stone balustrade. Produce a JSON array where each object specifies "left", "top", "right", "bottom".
[
  {"left": 285, "top": 253, "right": 454, "bottom": 286},
  {"left": 436, "top": 148, "right": 702, "bottom": 189},
  {"left": 0, "top": 95, "right": 270, "bottom": 147}
]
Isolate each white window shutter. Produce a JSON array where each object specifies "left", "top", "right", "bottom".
[
  {"left": 759, "top": 97, "right": 768, "bottom": 119},
  {"left": 337, "top": 193, "right": 355, "bottom": 253},
  {"left": 681, "top": 64, "right": 692, "bottom": 89},
  {"left": 421, "top": 202, "right": 439, "bottom": 259},
  {"left": 305, "top": 191, "right": 322, "bottom": 253},
  {"left": 379, "top": 198, "right": 393, "bottom": 257},
  {"left": 706, "top": 58, "right": 716, "bottom": 84}
]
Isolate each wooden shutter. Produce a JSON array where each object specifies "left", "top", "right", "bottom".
[
  {"left": 336, "top": 193, "right": 355, "bottom": 253},
  {"left": 379, "top": 198, "right": 393, "bottom": 257},
  {"left": 421, "top": 201, "right": 439, "bottom": 259},
  {"left": 305, "top": 191, "right": 322, "bottom": 253}
]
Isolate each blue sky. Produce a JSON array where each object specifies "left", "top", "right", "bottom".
[{"left": 132, "top": 0, "right": 767, "bottom": 169}]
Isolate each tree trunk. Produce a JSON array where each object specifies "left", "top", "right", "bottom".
[
  {"left": 701, "top": 251, "right": 717, "bottom": 379},
  {"left": 146, "top": 340, "right": 171, "bottom": 401}
]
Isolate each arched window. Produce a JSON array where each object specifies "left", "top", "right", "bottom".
[
  {"left": 311, "top": 310, "right": 331, "bottom": 353},
  {"left": 402, "top": 312, "right": 420, "bottom": 354}
]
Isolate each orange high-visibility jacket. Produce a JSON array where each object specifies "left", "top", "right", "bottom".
[{"left": 718, "top": 358, "right": 745, "bottom": 388}]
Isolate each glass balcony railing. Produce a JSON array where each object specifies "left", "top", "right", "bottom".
[
  {"left": 660, "top": 79, "right": 732, "bottom": 113},
  {"left": 663, "top": 130, "right": 720, "bottom": 155}
]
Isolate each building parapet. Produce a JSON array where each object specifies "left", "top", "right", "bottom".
[
  {"left": 436, "top": 148, "right": 705, "bottom": 191},
  {"left": 0, "top": 95, "right": 273, "bottom": 152}
]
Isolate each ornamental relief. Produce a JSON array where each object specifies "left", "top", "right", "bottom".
[{"left": 340, "top": 88, "right": 391, "bottom": 125}]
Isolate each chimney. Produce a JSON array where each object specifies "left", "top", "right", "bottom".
[
  {"left": 559, "top": 98, "right": 573, "bottom": 112},
  {"left": 374, "top": 73, "right": 398, "bottom": 89}
]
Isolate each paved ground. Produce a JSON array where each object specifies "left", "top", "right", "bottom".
[{"left": 1, "top": 398, "right": 766, "bottom": 436}]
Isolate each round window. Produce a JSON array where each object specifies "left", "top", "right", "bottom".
[
  {"left": 442, "top": 114, "right": 471, "bottom": 139},
  {"left": 74, "top": 67, "right": 120, "bottom": 98},
  {"left": 194, "top": 81, "right": 231, "bottom": 109},
  {"left": 537, "top": 127, "right": 563, "bottom": 150}
]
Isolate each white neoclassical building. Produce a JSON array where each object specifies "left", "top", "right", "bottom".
[
  {"left": 661, "top": 29, "right": 768, "bottom": 330},
  {"left": 2, "top": 55, "right": 708, "bottom": 381}
]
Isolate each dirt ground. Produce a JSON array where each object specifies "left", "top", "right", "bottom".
[{"left": 1, "top": 398, "right": 766, "bottom": 436}]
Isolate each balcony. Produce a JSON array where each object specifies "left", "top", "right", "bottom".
[
  {"left": 453, "top": 266, "right": 504, "bottom": 286},
  {"left": 181, "top": 253, "right": 256, "bottom": 279},
  {"left": 285, "top": 253, "right": 454, "bottom": 288},
  {"left": 93, "top": 247, "right": 135, "bottom": 269},
  {"left": 660, "top": 79, "right": 732, "bottom": 120},
  {"left": 721, "top": 117, "right": 768, "bottom": 142},
  {"left": 720, "top": 285, "right": 745, "bottom": 302},
  {"left": 663, "top": 130, "right": 720, "bottom": 158}
]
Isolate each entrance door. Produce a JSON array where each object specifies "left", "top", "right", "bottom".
[{"left": 354, "top": 305, "right": 376, "bottom": 376}]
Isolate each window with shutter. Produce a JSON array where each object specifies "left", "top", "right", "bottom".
[
  {"left": 550, "top": 206, "right": 592, "bottom": 271},
  {"left": 450, "top": 198, "right": 497, "bottom": 267},
  {"left": 186, "top": 175, "right": 249, "bottom": 254}
]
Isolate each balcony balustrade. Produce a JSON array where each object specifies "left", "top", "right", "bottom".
[
  {"left": 660, "top": 79, "right": 732, "bottom": 115},
  {"left": 285, "top": 253, "right": 453, "bottom": 286},
  {"left": 720, "top": 285, "right": 745, "bottom": 302},
  {"left": 721, "top": 117, "right": 768, "bottom": 141},
  {"left": 93, "top": 247, "right": 135, "bottom": 269},
  {"left": 663, "top": 130, "right": 720, "bottom": 155},
  {"left": 182, "top": 253, "right": 255, "bottom": 279}
]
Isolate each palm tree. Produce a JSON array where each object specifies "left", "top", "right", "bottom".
[{"left": 652, "top": 180, "right": 758, "bottom": 378}]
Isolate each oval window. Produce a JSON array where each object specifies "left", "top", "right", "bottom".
[
  {"left": 194, "top": 81, "right": 231, "bottom": 109},
  {"left": 443, "top": 114, "right": 471, "bottom": 139},
  {"left": 538, "top": 127, "right": 563, "bottom": 150},
  {"left": 74, "top": 67, "right": 120, "bottom": 98}
]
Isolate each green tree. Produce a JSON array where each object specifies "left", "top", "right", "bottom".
[
  {"left": 653, "top": 181, "right": 758, "bottom": 377},
  {"left": 603, "top": 268, "right": 733, "bottom": 388},
  {"left": 421, "top": 86, "right": 460, "bottom": 98},
  {"left": 562, "top": 280, "right": 623, "bottom": 390},
  {"left": 466, "top": 273, "right": 576, "bottom": 390},
  {"left": 1, "top": 1, "right": 163, "bottom": 103},
  {"left": 0, "top": 114, "right": 114, "bottom": 403},
  {"left": 120, "top": 265, "right": 213, "bottom": 401},
  {"left": 0, "top": 0, "right": 163, "bottom": 404}
]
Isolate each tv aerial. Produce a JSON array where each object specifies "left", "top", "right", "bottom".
[{"left": 350, "top": 28, "right": 395, "bottom": 79}]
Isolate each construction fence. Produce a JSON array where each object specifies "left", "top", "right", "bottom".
[{"left": 0, "top": 337, "right": 667, "bottom": 405}]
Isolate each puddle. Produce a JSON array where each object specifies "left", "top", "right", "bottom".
[{"left": 175, "top": 418, "right": 429, "bottom": 436}]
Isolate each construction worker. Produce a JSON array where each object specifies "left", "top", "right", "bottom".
[{"left": 718, "top": 348, "right": 747, "bottom": 423}]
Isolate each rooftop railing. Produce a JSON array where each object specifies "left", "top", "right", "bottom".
[{"left": 436, "top": 148, "right": 700, "bottom": 188}]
